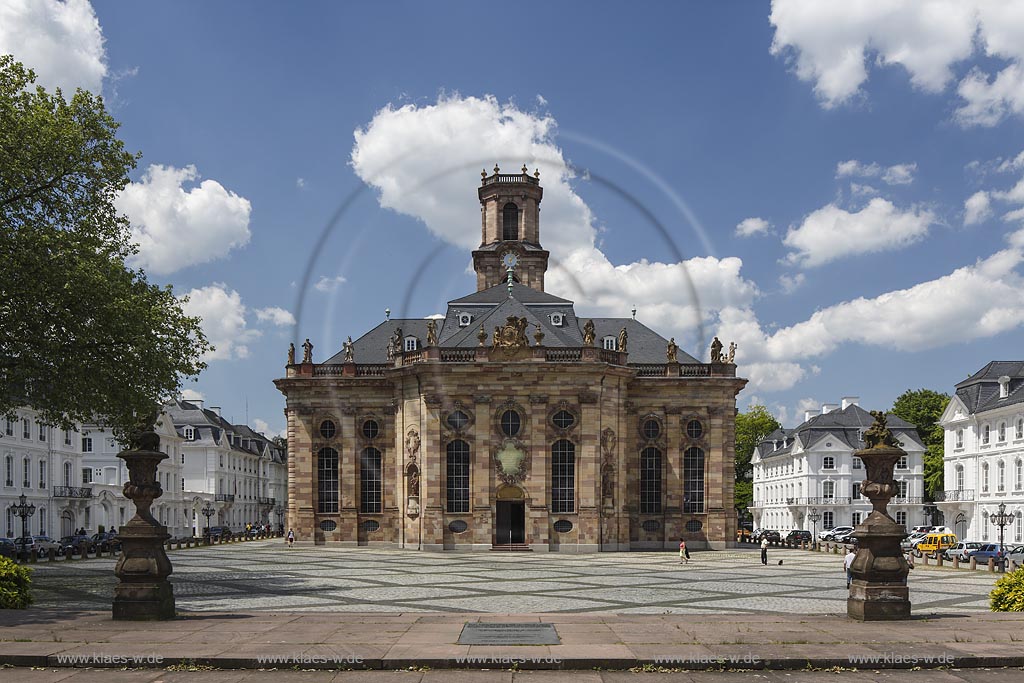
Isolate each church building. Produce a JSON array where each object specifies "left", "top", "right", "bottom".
[{"left": 275, "top": 167, "right": 746, "bottom": 551}]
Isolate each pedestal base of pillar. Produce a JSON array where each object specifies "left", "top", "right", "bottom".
[
  {"left": 112, "top": 582, "right": 176, "bottom": 621},
  {"left": 847, "top": 580, "right": 910, "bottom": 621}
]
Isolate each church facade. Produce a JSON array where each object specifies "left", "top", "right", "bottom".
[{"left": 275, "top": 168, "right": 746, "bottom": 551}]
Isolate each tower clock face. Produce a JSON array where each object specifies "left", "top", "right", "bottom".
[{"left": 501, "top": 252, "right": 519, "bottom": 269}]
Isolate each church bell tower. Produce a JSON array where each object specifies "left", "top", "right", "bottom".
[{"left": 472, "top": 164, "right": 550, "bottom": 292}]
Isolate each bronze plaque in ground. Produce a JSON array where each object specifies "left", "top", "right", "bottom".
[{"left": 458, "top": 622, "right": 560, "bottom": 645}]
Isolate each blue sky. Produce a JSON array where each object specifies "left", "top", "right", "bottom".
[{"left": 4, "top": 1, "right": 1024, "bottom": 433}]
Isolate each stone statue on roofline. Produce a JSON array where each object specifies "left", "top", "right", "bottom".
[
  {"left": 666, "top": 337, "right": 678, "bottom": 363},
  {"left": 343, "top": 336, "right": 354, "bottom": 363},
  {"left": 727, "top": 341, "right": 737, "bottom": 364},
  {"left": 302, "top": 338, "right": 313, "bottom": 364},
  {"left": 287, "top": 342, "right": 295, "bottom": 365},
  {"left": 710, "top": 336, "right": 723, "bottom": 363},
  {"left": 583, "top": 320, "right": 596, "bottom": 346},
  {"left": 426, "top": 320, "right": 438, "bottom": 347},
  {"left": 617, "top": 327, "right": 628, "bottom": 354}
]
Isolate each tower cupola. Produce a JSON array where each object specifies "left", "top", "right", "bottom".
[{"left": 472, "top": 164, "right": 550, "bottom": 292}]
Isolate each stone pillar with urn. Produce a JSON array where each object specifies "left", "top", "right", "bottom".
[
  {"left": 112, "top": 422, "right": 175, "bottom": 620},
  {"left": 848, "top": 411, "right": 911, "bottom": 621}
]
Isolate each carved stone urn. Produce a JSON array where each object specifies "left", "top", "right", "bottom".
[
  {"left": 848, "top": 413, "right": 910, "bottom": 621},
  {"left": 112, "top": 429, "right": 175, "bottom": 620}
]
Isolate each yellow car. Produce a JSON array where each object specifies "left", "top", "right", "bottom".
[{"left": 916, "top": 533, "right": 957, "bottom": 557}]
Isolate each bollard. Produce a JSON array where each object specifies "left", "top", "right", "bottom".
[
  {"left": 29, "top": 549, "right": 37, "bottom": 563},
  {"left": 922, "top": 554, "right": 929, "bottom": 565},
  {"left": 988, "top": 558, "right": 996, "bottom": 572},
  {"left": 936, "top": 554, "right": 943, "bottom": 567},
  {"left": 833, "top": 544, "right": 839, "bottom": 554},
  {"left": 48, "top": 548, "right": 56, "bottom": 562},
  {"left": 952, "top": 556, "right": 959, "bottom": 569},
  {"left": 970, "top": 557, "right": 977, "bottom": 570},
  {"left": 79, "top": 542, "right": 89, "bottom": 559}
]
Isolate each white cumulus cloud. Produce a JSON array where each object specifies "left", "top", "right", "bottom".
[
  {"left": 117, "top": 164, "right": 252, "bottom": 276},
  {"left": 0, "top": 0, "right": 107, "bottom": 94},
  {"left": 252, "top": 419, "right": 285, "bottom": 439},
  {"left": 180, "top": 388, "right": 205, "bottom": 402},
  {"left": 770, "top": 0, "right": 1024, "bottom": 126},
  {"left": 783, "top": 198, "right": 934, "bottom": 268},
  {"left": 254, "top": 307, "right": 296, "bottom": 326},
  {"left": 314, "top": 275, "right": 347, "bottom": 293},
  {"left": 964, "top": 191, "right": 993, "bottom": 226},
  {"left": 350, "top": 94, "right": 758, "bottom": 338},
  {"left": 735, "top": 217, "right": 772, "bottom": 237},
  {"left": 179, "top": 283, "right": 261, "bottom": 361},
  {"left": 835, "top": 160, "right": 917, "bottom": 185}
]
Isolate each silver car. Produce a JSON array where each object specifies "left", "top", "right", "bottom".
[{"left": 943, "top": 541, "right": 982, "bottom": 562}]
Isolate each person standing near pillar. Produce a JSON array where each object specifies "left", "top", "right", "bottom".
[
  {"left": 760, "top": 536, "right": 769, "bottom": 565},
  {"left": 845, "top": 547, "right": 857, "bottom": 588}
]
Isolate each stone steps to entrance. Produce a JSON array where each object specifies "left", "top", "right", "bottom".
[{"left": 489, "top": 543, "right": 533, "bottom": 551}]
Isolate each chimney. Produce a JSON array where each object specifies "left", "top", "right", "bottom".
[
  {"left": 804, "top": 410, "right": 816, "bottom": 422},
  {"left": 821, "top": 403, "right": 839, "bottom": 414},
  {"left": 210, "top": 406, "right": 221, "bottom": 417},
  {"left": 841, "top": 396, "right": 860, "bottom": 410},
  {"left": 192, "top": 399, "right": 204, "bottom": 410}
]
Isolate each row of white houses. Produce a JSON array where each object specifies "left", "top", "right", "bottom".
[{"left": 1, "top": 400, "right": 287, "bottom": 539}]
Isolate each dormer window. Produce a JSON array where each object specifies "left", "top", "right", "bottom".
[
  {"left": 184, "top": 427, "right": 195, "bottom": 441},
  {"left": 602, "top": 336, "right": 616, "bottom": 350},
  {"left": 404, "top": 336, "right": 419, "bottom": 352},
  {"left": 458, "top": 313, "right": 473, "bottom": 327},
  {"left": 549, "top": 313, "right": 564, "bottom": 327},
  {"left": 1000, "top": 375, "right": 1010, "bottom": 398}
]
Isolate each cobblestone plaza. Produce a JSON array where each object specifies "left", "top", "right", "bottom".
[{"left": 31, "top": 541, "right": 999, "bottom": 614}]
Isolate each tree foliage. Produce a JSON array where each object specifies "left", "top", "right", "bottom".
[
  {"left": 735, "top": 405, "right": 781, "bottom": 509},
  {"left": 0, "top": 56, "right": 210, "bottom": 440},
  {"left": 891, "top": 388, "right": 950, "bottom": 499}
]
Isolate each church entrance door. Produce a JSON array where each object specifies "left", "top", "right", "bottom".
[{"left": 495, "top": 501, "right": 525, "bottom": 545}]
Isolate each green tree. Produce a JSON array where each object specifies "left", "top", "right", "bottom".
[
  {"left": 0, "top": 56, "right": 209, "bottom": 440},
  {"left": 891, "top": 388, "right": 950, "bottom": 499},
  {"left": 735, "top": 405, "right": 781, "bottom": 510}
]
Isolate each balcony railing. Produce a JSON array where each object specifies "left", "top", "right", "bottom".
[
  {"left": 804, "top": 497, "right": 852, "bottom": 505},
  {"left": 258, "top": 497, "right": 275, "bottom": 506},
  {"left": 52, "top": 486, "right": 93, "bottom": 498},
  {"left": 215, "top": 494, "right": 235, "bottom": 503},
  {"left": 934, "top": 489, "right": 975, "bottom": 502},
  {"left": 482, "top": 172, "right": 540, "bottom": 186},
  {"left": 890, "top": 497, "right": 924, "bottom": 505}
]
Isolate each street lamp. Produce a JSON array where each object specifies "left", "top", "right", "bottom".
[
  {"left": 11, "top": 493, "right": 36, "bottom": 559},
  {"left": 990, "top": 502, "right": 1014, "bottom": 572},
  {"left": 200, "top": 503, "right": 216, "bottom": 535},
  {"left": 808, "top": 507, "right": 821, "bottom": 549}
]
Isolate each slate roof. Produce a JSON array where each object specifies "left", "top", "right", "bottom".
[
  {"left": 165, "top": 399, "right": 285, "bottom": 462},
  {"left": 755, "top": 404, "right": 922, "bottom": 460},
  {"left": 955, "top": 361, "right": 1024, "bottom": 414},
  {"left": 322, "top": 280, "right": 699, "bottom": 366}
]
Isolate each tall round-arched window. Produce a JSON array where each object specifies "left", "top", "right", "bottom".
[
  {"left": 639, "top": 447, "right": 662, "bottom": 514},
  {"left": 446, "top": 440, "right": 470, "bottom": 514},
  {"left": 502, "top": 202, "right": 519, "bottom": 241},
  {"left": 551, "top": 440, "right": 575, "bottom": 514}
]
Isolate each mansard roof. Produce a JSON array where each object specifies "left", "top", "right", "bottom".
[
  {"left": 955, "top": 361, "right": 1024, "bottom": 414},
  {"left": 756, "top": 404, "right": 921, "bottom": 459},
  {"left": 322, "top": 280, "right": 700, "bottom": 366}
]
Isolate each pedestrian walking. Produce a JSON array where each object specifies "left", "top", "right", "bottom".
[
  {"left": 679, "top": 538, "right": 689, "bottom": 564},
  {"left": 844, "top": 547, "right": 857, "bottom": 588},
  {"left": 760, "top": 537, "right": 769, "bottom": 565},
  {"left": 286, "top": 528, "right": 295, "bottom": 548}
]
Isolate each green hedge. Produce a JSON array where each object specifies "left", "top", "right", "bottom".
[
  {"left": 990, "top": 567, "right": 1024, "bottom": 612},
  {"left": 0, "top": 557, "right": 32, "bottom": 609}
]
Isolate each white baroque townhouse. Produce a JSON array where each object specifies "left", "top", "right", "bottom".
[
  {"left": 939, "top": 362, "right": 1024, "bottom": 545},
  {"left": 750, "top": 398, "right": 926, "bottom": 535},
  {"left": 1, "top": 408, "right": 84, "bottom": 539},
  {"left": 166, "top": 399, "right": 287, "bottom": 532}
]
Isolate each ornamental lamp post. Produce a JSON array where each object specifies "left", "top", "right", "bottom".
[
  {"left": 990, "top": 502, "right": 1014, "bottom": 572},
  {"left": 200, "top": 503, "right": 215, "bottom": 535},
  {"left": 808, "top": 507, "right": 822, "bottom": 549},
  {"left": 11, "top": 494, "right": 36, "bottom": 559}
]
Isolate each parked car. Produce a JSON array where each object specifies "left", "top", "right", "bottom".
[
  {"left": 786, "top": 530, "right": 813, "bottom": 544},
  {"left": 916, "top": 533, "right": 958, "bottom": 557},
  {"left": 1006, "top": 545, "right": 1024, "bottom": 566},
  {"left": 59, "top": 535, "right": 94, "bottom": 556},
  {"left": 821, "top": 526, "right": 854, "bottom": 542},
  {"left": 969, "top": 543, "right": 1006, "bottom": 563},
  {"left": 205, "top": 526, "right": 232, "bottom": 541},
  {"left": 90, "top": 531, "right": 121, "bottom": 552},
  {"left": 736, "top": 528, "right": 754, "bottom": 543},
  {"left": 943, "top": 541, "right": 982, "bottom": 562},
  {"left": 901, "top": 532, "right": 928, "bottom": 550},
  {"left": 0, "top": 538, "right": 17, "bottom": 560},
  {"left": 761, "top": 530, "right": 781, "bottom": 543},
  {"left": 31, "top": 536, "right": 62, "bottom": 554},
  {"left": 833, "top": 528, "right": 857, "bottom": 543}
]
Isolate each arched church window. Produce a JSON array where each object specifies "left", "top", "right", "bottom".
[
  {"left": 551, "top": 439, "right": 575, "bottom": 513},
  {"left": 316, "top": 447, "right": 339, "bottom": 514},
  {"left": 639, "top": 446, "right": 662, "bottom": 514},
  {"left": 502, "top": 202, "right": 519, "bottom": 241},
  {"left": 360, "top": 447, "right": 382, "bottom": 513},
  {"left": 683, "top": 447, "right": 705, "bottom": 513},
  {"left": 446, "top": 440, "right": 470, "bottom": 513}
]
